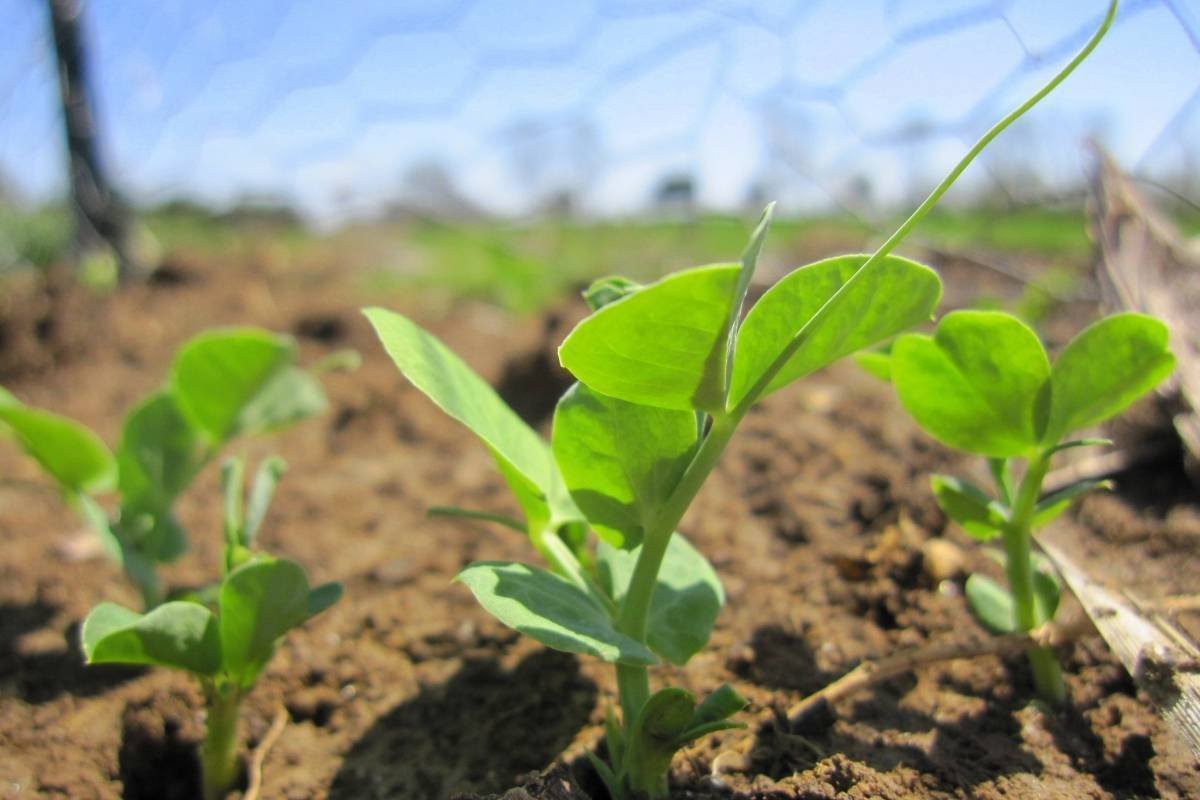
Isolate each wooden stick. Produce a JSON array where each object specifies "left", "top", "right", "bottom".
[
  {"left": 787, "top": 617, "right": 1090, "bottom": 726},
  {"left": 243, "top": 706, "right": 288, "bottom": 800}
]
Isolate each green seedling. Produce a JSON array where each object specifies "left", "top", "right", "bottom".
[
  {"left": 81, "top": 456, "right": 342, "bottom": 800},
  {"left": 0, "top": 328, "right": 328, "bottom": 607},
  {"left": 365, "top": 5, "right": 1116, "bottom": 796},
  {"left": 881, "top": 309, "right": 1173, "bottom": 703}
]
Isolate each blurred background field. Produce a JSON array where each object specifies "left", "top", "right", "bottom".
[{"left": 1, "top": 0, "right": 1198, "bottom": 315}]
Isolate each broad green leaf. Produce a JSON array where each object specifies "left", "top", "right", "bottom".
[
  {"left": 583, "top": 276, "right": 642, "bottom": 311},
  {"left": 558, "top": 264, "right": 740, "bottom": 412},
  {"left": 930, "top": 474, "right": 1007, "bottom": 540},
  {"left": 596, "top": 533, "right": 723, "bottom": 665},
  {"left": 117, "top": 392, "right": 204, "bottom": 511},
  {"left": 235, "top": 366, "right": 327, "bottom": 436},
  {"left": 219, "top": 558, "right": 311, "bottom": 687},
  {"left": 365, "top": 308, "right": 576, "bottom": 532},
  {"left": 1042, "top": 313, "right": 1174, "bottom": 445},
  {"left": 854, "top": 349, "right": 892, "bottom": 382},
  {"left": 892, "top": 311, "right": 1050, "bottom": 457},
  {"left": 965, "top": 573, "right": 1015, "bottom": 634},
  {"left": 0, "top": 386, "right": 17, "bottom": 407},
  {"left": 0, "top": 403, "right": 114, "bottom": 494},
  {"left": 307, "top": 582, "right": 343, "bottom": 618},
  {"left": 113, "top": 506, "right": 187, "bottom": 564},
  {"left": 1032, "top": 478, "right": 1111, "bottom": 528},
  {"left": 1032, "top": 568, "right": 1061, "bottom": 627},
  {"left": 82, "top": 601, "right": 219, "bottom": 674},
  {"left": 76, "top": 494, "right": 164, "bottom": 604},
  {"left": 456, "top": 561, "right": 657, "bottom": 666},
  {"left": 728, "top": 254, "right": 940, "bottom": 409},
  {"left": 170, "top": 329, "right": 293, "bottom": 442},
  {"left": 553, "top": 383, "right": 696, "bottom": 549}
]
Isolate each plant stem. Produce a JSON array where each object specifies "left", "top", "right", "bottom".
[
  {"left": 536, "top": 526, "right": 616, "bottom": 615},
  {"left": 201, "top": 682, "right": 242, "bottom": 800},
  {"left": 610, "top": 412, "right": 741, "bottom": 793},
  {"left": 1004, "top": 454, "right": 1065, "bottom": 703}
]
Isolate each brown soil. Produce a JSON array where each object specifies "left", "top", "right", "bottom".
[{"left": 1, "top": 251, "right": 1197, "bottom": 799}]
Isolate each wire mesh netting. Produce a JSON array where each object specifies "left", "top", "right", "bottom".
[{"left": 1, "top": 0, "right": 1198, "bottom": 226}]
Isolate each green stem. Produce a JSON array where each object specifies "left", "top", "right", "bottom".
[
  {"left": 201, "top": 682, "right": 242, "bottom": 800},
  {"left": 732, "top": 0, "right": 1119, "bottom": 415},
  {"left": 1004, "top": 455, "right": 1065, "bottom": 703},
  {"left": 610, "top": 413, "right": 741, "bottom": 793}
]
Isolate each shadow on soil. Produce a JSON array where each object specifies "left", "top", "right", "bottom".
[
  {"left": 329, "top": 649, "right": 597, "bottom": 800},
  {"left": 0, "top": 600, "right": 141, "bottom": 704}
]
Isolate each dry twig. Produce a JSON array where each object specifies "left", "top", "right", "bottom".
[
  {"left": 243, "top": 705, "right": 288, "bottom": 800},
  {"left": 787, "top": 616, "right": 1091, "bottom": 727}
]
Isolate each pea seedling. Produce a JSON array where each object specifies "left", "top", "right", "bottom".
[
  {"left": 884, "top": 310, "right": 1173, "bottom": 702},
  {"left": 0, "top": 328, "right": 328, "bottom": 607},
  {"left": 366, "top": 4, "right": 1117, "bottom": 795},
  {"left": 81, "top": 456, "right": 342, "bottom": 800}
]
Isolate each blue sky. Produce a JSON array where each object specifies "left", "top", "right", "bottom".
[{"left": 1, "top": 0, "right": 1197, "bottom": 223}]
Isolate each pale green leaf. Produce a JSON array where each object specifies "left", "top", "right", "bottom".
[
  {"left": 892, "top": 311, "right": 1050, "bottom": 457},
  {"left": 728, "top": 254, "right": 940, "bottom": 408},
  {"left": 82, "top": 601, "right": 219, "bottom": 674},
  {"left": 170, "top": 329, "right": 295, "bottom": 442},
  {"left": 456, "top": 561, "right": 657, "bottom": 665},
  {"left": 930, "top": 474, "right": 1006, "bottom": 540},
  {"left": 219, "top": 558, "right": 311, "bottom": 687},
  {"left": 1032, "top": 478, "right": 1111, "bottom": 528},
  {"left": 558, "top": 264, "right": 740, "bottom": 411},
  {"left": 965, "top": 573, "right": 1016, "bottom": 634},
  {"left": 1043, "top": 313, "right": 1174, "bottom": 445},
  {"left": 0, "top": 402, "right": 114, "bottom": 494},
  {"left": 596, "top": 533, "right": 723, "bottom": 666},
  {"left": 552, "top": 383, "right": 696, "bottom": 549},
  {"left": 365, "top": 308, "right": 576, "bottom": 532}
]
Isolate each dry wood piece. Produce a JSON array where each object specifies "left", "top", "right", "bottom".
[
  {"left": 1040, "top": 539, "right": 1200, "bottom": 760},
  {"left": 1088, "top": 145, "right": 1200, "bottom": 481},
  {"left": 786, "top": 615, "right": 1091, "bottom": 728}
]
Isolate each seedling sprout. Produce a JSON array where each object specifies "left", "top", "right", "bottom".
[{"left": 366, "top": 3, "right": 1119, "bottom": 795}]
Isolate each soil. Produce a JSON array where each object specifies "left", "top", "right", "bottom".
[{"left": 1, "top": 249, "right": 1198, "bottom": 799}]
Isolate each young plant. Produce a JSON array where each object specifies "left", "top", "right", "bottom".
[
  {"left": 81, "top": 456, "right": 342, "bottom": 800},
  {"left": 0, "top": 328, "right": 328, "bottom": 607},
  {"left": 365, "top": 5, "right": 1116, "bottom": 795},
  {"left": 883, "top": 309, "right": 1173, "bottom": 703}
]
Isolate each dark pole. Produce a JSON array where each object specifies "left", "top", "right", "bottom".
[{"left": 47, "top": 0, "right": 142, "bottom": 281}]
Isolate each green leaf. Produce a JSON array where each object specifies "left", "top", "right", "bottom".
[
  {"left": 221, "top": 457, "right": 245, "bottom": 555},
  {"left": 117, "top": 392, "right": 205, "bottom": 511},
  {"left": 0, "top": 402, "right": 114, "bottom": 494},
  {"left": 170, "top": 328, "right": 299, "bottom": 442},
  {"left": 0, "top": 385, "right": 17, "bottom": 407},
  {"left": 244, "top": 457, "right": 286, "bottom": 546},
  {"left": 552, "top": 383, "right": 696, "bottom": 549},
  {"left": 1042, "top": 313, "right": 1174, "bottom": 445},
  {"left": 1032, "top": 478, "right": 1111, "bottom": 528},
  {"left": 456, "top": 561, "right": 657, "bottom": 666},
  {"left": 892, "top": 311, "right": 1050, "bottom": 458},
  {"left": 583, "top": 276, "right": 642, "bottom": 311},
  {"left": 854, "top": 349, "right": 892, "bottom": 382},
  {"left": 558, "top": 263, "right": 740, "bottom": 412},
  {"left": 930, "top": 474, "right": 1007, "bottom": 541},
  {"left": 728, "top": 254, "right": 941, "bottom": 409},
  {"left": 596, "top": 533, "right": 723, "bottom": 666},
  {"left": 965, "top": 573, "right": 1015, "bottom": 634},
  {"left": 1046, "top": 437, "right": 1112, "bottom": 456},
  {"left": 365, "top": 308, "right": 578, "bottom": 533},
  {"left": 219, "top": 558, "right": 312, "bottom": 687},
  {"left": 82, "top": 601, "right": 220, "bottom": 674},
  {"left": 624, "top": 688, "right": 696, "bottom": 792},
  {"left": 307, "top": 582, "right": 343, "bottom": 618},
  {"left": 1032, "top": 568, "right": 1061, "bottom": 627},
  {"left": 235, "top": 366, "right": 327, "bottom": 436},
  {"left": 686, "top": 684, "right": 748, "bottom": 734}
]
